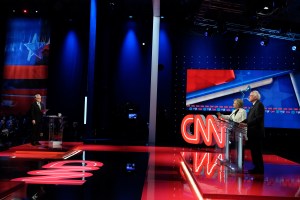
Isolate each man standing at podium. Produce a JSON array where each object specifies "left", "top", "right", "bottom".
[
  {"left": 243, "top": 90, "right": 265, "bottom": 174},
  {"left": 30, "top": 94, "right": 45, "bottom": 146}
]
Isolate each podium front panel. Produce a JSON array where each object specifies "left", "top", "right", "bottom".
[{"left": 44, "top": 115, "right": 64, "bottom": 146}]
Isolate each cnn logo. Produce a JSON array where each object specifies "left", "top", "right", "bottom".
[{"left": 181, "top": 114, "right": 226, "bottom": 148}]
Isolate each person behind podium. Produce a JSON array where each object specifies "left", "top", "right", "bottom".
[
  {"left": 240, "top": 90, "right": 265, "bottom": 174},
  {"left": 30, "top": 94, "right": 46, "bottom": 146},
  {"left": 216, "top": 98, "right": 247, "bottom": 123},
  {"left": 217, "top": 98, "right": 247, "bottom": 165}
]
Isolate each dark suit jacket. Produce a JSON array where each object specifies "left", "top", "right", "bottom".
[
  {"left": 30, "top": 101, "right": 45, "bottom": 123},
  {"left": 246, "top": 100, "right": 265, "bottom": 139}
]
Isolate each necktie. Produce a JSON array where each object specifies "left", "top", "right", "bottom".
[{"left": 37, "top": 102, "right": 41, "bottom": 110}]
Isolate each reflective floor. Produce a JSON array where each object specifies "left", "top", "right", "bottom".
[
  {"left": 181, "top": 150, "right": 300, "bottom": 199},
  {"left": 0, "top": 142, "right": 299, "bottom": 200}
]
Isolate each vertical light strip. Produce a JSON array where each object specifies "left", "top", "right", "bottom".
[
  {"left": 145, "top": 3, "right": 160, "bottom": 199},
  {"left": 84, "top": 96, "right": 87, "bottom": 124},
  {"left": 290, "top": 72, "right": 300, "bottom": 106},
  {"left": 85, "top": 0, "right": 97, "bottom": 129},
  {"left": 148, "top": 16, "right": 160, "bottom": 146}
]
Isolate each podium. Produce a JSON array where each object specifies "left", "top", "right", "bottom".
[
  {"left": 44, "top": 115, "right": 64, "bottom": 147},
  {"left": 216, "top": 118, "right": 247, "bottom": 172}
]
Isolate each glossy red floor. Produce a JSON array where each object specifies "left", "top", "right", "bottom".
[{"left": 0, "top": 142, "right": 299, "bottom": 199}]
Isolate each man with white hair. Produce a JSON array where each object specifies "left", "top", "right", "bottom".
[
  {"left": 30, "top": 94, "right": 45, "bottom": 146},
  {"left": 243, "top": 90, "right": 265, "bottom": 174}
]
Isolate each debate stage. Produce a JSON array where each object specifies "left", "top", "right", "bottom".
[{"left": 0, "top": 142, "right": 299, "bottom": 200}]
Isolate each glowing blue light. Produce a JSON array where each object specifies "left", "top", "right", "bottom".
[{"left": 234, "top": 36, "right": 239, "bottom": 42}]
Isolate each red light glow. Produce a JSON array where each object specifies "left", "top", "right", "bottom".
[{"left": 11, "top": 160, "right": 103, "bottom": 185}]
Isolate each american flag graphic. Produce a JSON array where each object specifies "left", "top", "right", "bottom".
[{"left": 1, "top": 18, "right": 50, "bottom": 115}]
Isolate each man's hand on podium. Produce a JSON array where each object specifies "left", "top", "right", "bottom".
[{"left": 42, "top": 109, "right": 49, "bottom": 115}]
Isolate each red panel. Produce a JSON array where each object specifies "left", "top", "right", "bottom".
[
  {"left": 2, "top": 89, "right": 47, "bottom": 96},
  {"left": 186, "top": 69, "right": 235, "bottom": 93},
  {"left": 3, "top": 65, "right": 48, "bottom": 79}
]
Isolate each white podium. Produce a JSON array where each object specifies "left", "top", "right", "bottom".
[{"left": 44, "top": 115, "right": 64, "bottom": 147}]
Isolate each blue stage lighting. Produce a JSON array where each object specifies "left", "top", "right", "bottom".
[
  {"left": 204, "top": 27, "right": 212, "bottom": 37},
  {"left": 260, "top": 36, "right": 269, "bottom": 46},
  {"left": 234, "top": 34, "right": 239, "bottom": 42},
  {"left": 291, "top": 45, "right": 297, "bottom": 51}
]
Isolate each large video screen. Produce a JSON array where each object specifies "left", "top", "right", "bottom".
[
  {"left": 186, "top": 69, "right": 300, "bottom": 129},
  {"left": 1, "top": 18, "right": 50, "bottom": 115}
]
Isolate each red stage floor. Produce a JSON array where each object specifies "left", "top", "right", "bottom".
[
  {"left": 180, "top": 150, "right": 300, "bottom": 199},
  {"left": 0, "top": 142, "right": 299, "bottom": 199}
]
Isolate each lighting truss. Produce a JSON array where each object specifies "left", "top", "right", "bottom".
[{"left": 193, "top": 18, "right": 300, "bottom": 42}]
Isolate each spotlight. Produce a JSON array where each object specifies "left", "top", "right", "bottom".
[
  {"left": 204, "top": 27, "right": 212, "bottom": 37},
  {"left": 260, "top": 36, "right": 269, "bottom": 46},
  {"left": 234, "top": 34, "right": 239, "bottom": 42},
  {"left": 291, "top": 41, "right": 299, "bottom": 51}
]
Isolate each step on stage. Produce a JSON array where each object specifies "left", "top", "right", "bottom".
[{"left": 0, "top": 142, "right": 299, "bottom": 199}]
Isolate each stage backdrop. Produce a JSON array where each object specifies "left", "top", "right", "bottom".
[
  {"left": 170, "top": 27, "right": 300, "bottom": 131},
  {"left": 186, "top": 69, "right": 300, "bottom": 129},
  {"left": 1, "top": 18, "right": 50, "bottom": 116}
]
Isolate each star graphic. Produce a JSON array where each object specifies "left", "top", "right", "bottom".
[
  {"left": 259, "top": 77, "right": 294, "bottom": 108},
  {"left": 24, "top": 33, "right": 47, "bottom": 61}
]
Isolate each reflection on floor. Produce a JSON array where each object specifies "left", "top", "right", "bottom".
[
  {"left": 181, "top": 150, "right": 300, "bottom": 199},
  {"left": 0, "top": 142, "right": 299, "bottom": 199}
]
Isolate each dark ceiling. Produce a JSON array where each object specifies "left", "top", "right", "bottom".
[
  {"left": 100, "top": 0, "right": 300, "bottom": 40},
  {"left": 160, "top": 0, "right": 300, "bottom": 41},
  {"left": 180, "top": 0, "right": 300, "bottom": 31},
  {"left": 1, "top": 0, "right": 300, "bottom": 40}
]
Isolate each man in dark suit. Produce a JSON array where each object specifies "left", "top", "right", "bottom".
[
  {"left": 243, "top": 90, "right": 265, "bottom": 174},
  {"left": 30, "top": 94, "right": 45, "bottom": 146}
]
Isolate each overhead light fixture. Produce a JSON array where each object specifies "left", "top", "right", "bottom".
[
  {"left": 260, "top": 36, "right": 269, "bottom": 46},
  {"left": 204, "top": 27, "right": 212, "bottom": 37},
  {"left": 291, "top": 42, "right": 298, "bottom": 51},
  {"left": 234, "top": 34, "right": 239, "bottom": 42}
]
